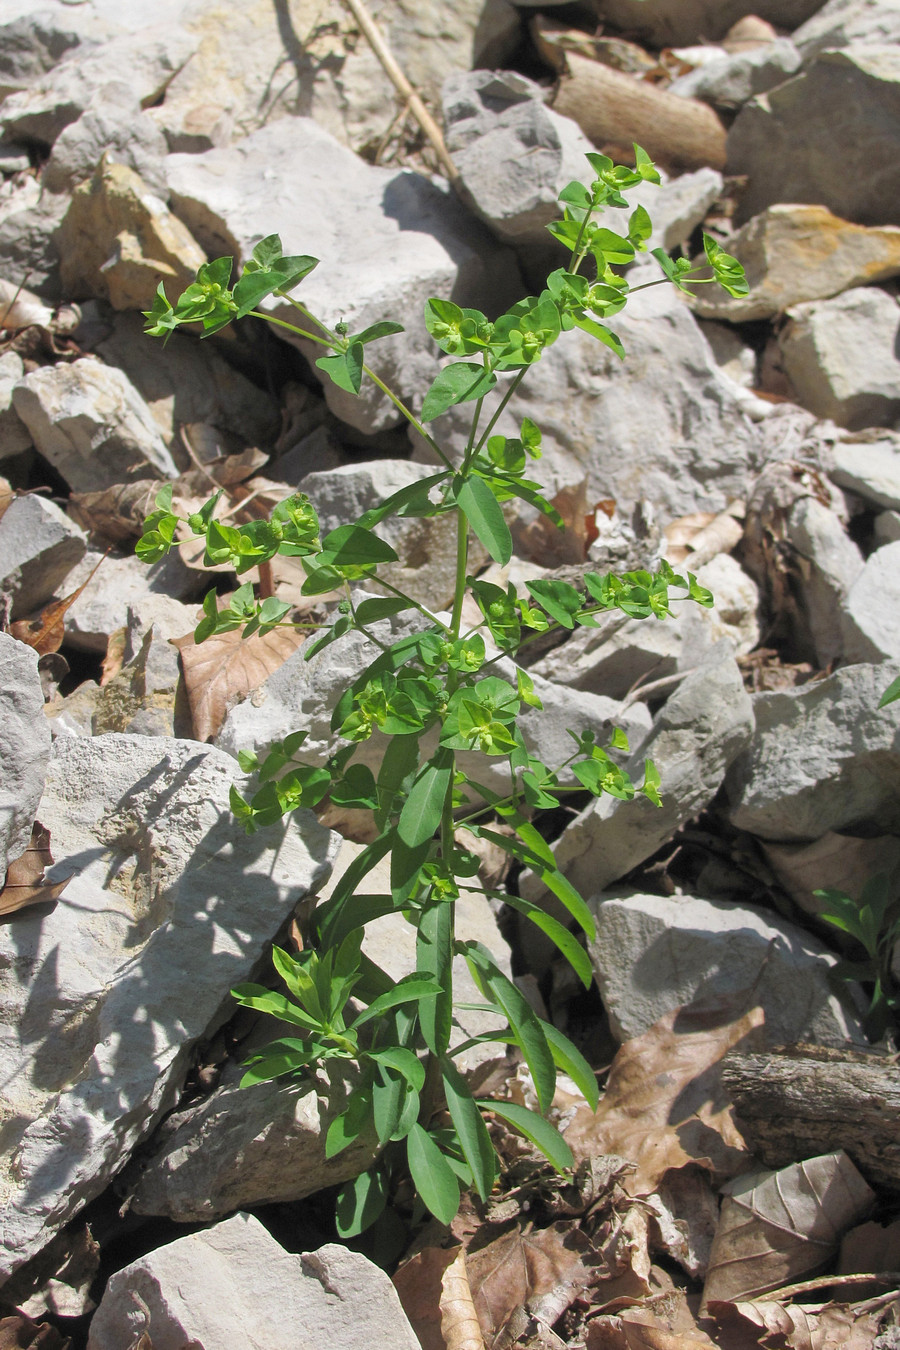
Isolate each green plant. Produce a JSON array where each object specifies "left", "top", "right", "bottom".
[
  {"left": 815, "top": 874, "right": 900, "bottom": 1042},
  {"left": 138, "top": 148, "right": 747, "bottom": 1234}
]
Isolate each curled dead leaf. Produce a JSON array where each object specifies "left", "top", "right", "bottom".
[
  {"left": 393, "top": 1246, "right": 458, "bottom": 1350},
  {"left": 442, "top": 1248, "right": 486, "bottom": 1350},
  {"left": 0, "top": 475, "right": 13, "bottom": 523},
  {"left": 0, "top": 278, "right": 53, "bottom": 331},
  {"left": 8, "top": 552, "right": 108, "bottom": 656},
  {"left": 69, "top": 481, "right": 163, "bottom": 544},
  {"left": 701, "top": 1151, "right": 875, "bottom": 1309},
  {"left": 173, "top": 620, "right": 307, "bottom": 742},
  {"left": 710, "top": 1296, "right": 887, "bottom": 1350},
  {"left": 0, "top": 822, "right": 69, "bottom": 918},
  {"left": 0, "top": 1313, "right": 70, "bottom": 1348}
]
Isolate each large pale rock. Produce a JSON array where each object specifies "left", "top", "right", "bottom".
[
  {"left": 0, "top": 493, "right": 87, "bottom": 619},
  {"left": 12, "top": 358, "right": 179, "bottom": 491},
  {"left": 415, "top": 258, "right": 764, "bottom": 518},
  {"left": 0, "top": 734, "right": 337, "bottom": 1286},
  {"left": 829, "top": 434, "right": 900, "bottom": 510},
  {"left": 724, "top": 660, "right": 900, "bottom": 840},
  {"left": 167, "top": 118, "right": 519, "bottom": 436},
  {"left": 0, "top": 181, "right": 68, "bottom": 299},
  {"left": 86, "top": 1213, "right": 420, "bottom": 1350},
  {"left": 94, "top": 311, "right": 280, "bottom": 450},
  {"left": 786, "top": 494, "right": 865, "bottom": 665},
  {"left": 669, "top": 38, "right": 802, "bottom": 109},
  {"left": 443, "top": 70, "right": 593, "bottom": 245},
  {"left": 57, "top": 160, "right": 207, "bottom": 313},
  {"left": 43, "top": 84, "right": 169, "bottom": 196},
  {"left": 778, "top": 286, "right": 900, "bottom": 429},
  {"left": 0, "top": 634, "right": 51, "bottom": 874},
  {"left": 0, "top": 8, "right": 110, "bottom": 90},
  {"left": 593, "top": 1, "right": 827, "bottom": 47},
  {"left": 794, "top": 0, "right": 900, "bottom": 58},
  {"left": 130, "top": 843, "right": 515, "bottom": 1222},
  {"left": 0, "top": 27, "right": 195, "bottom": 148},
  {"left": 528, "top": 647, "right": 754, "bottom": 904},
  {"left": 840, "top": 540, "right": 900, "bottom": 661},
  {"left": 589, "top": 892, "right": 866, "bottom": 1046},
  {"left": 728, "top": 47, "right": 900, "bottom": 227},
  {"left": 691, "top": 205, "right": 900, "bottom": 323},
  {"left": 0, "top": 352, "right": 31, "bottom": 459},
  {"left": 61, "top": 548, "right": 201, "bottom": 653}
]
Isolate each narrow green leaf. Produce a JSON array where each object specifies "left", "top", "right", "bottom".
[
  {"left": 442, "top": 1059, "right": 498, "bottom": 1201},
  {"left": 350, "top": 974, "right": 442, "bottom": 1028},
  {"left": 325, "top": 1087, "right": 374, "bottom": 1159},
  {"left": 354, "top": 596, "right": 411, "bottom": 624},
  {"left": 420, "top": 363, "right": 496, "bottom": 422},
  {"left": 466, "top": 949, "right": 556, "bottom": 1112},
  {"left": 417, "top": 901, "right": 454, "bottom": 1056},
  {"left": 321, "top": 523, "right": 399, "bottom": 566},
  {"left": 478, "top": 1100, "right": 574, "bottom": 1172},
  {"left": 406, "top": 1124, "right": 461, "bottom": 1224},
  {"left": 458, "top": 475, "right": 512, "bottom": 566},
  {"left": 539, "top": 1021, "right": 599, "bottom": 1111},
  {"left": 398, "top": 749, "right": 453, "bottom": 848},
  {"left": 500, "top": 894, "right": 593, "bottom": 989},
  {"left": 335, "top": 1168, "right": 388, "bottom": 1237},
  {"left": 366, "top": 1046, "right": 426, "bottom": 1093},
  {"left": 879, "top": 674, "right": 900, "bottom": 708}
]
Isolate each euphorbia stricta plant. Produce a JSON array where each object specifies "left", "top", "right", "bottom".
[{"left": 139, "top": 146, "right": 748, "bottom": 1233}]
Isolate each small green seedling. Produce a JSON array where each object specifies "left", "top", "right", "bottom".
[
  {"left": 139, "top": 147, "right": 746, "bottom": 1234},
  {"left": 816, "top": 874, "right": 900, "bottom": 1042}
]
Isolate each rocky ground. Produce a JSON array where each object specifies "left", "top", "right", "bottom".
[{"left": 1, "top": 0, "right": 900, "bottom": 1346}]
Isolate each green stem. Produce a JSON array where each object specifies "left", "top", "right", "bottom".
[
  {"left": 472, "top": 368, "right": 527, "bottom": 456},
  {"left": 375, "top": 576, "right": 452, "bottom": 635},
  {"left": 361, "top": 366, "right": 455, "bottom": 471},
  {"left": 449, "top": 504, "right": 469, "bottom": 642},
  {"left": 248, "top": 310, "right": 336, "bottom": 348}
]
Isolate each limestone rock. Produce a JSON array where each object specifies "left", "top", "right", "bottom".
[
  {"left": 12, "top": 358, "right": 179, "bottom": 491},
  {"left": 443, "top": 70, "right": 594, "bottom": 245},
  {"left": 0, "top": 8, "right": 110, "bottom": 90},
  {"left": 0, "top": 181, "right": 68, "bottom": 300},
  {"left": 165, "top": 117, "right": 520, "bottom": 436},
  {"left": 875, "top": 509, "right": 900, "bottom": 544},
  {"left": 61, "top": 548, "right": 200, "bottom": 653},
  {"left": 0, "top": 634, "right": 51, "bottom": 874},
  {"left": 786, "top": 494, "right": 865, "bottom": 665},
  {"left": 794, "top": 0, "right": 900, "bottom": 59},
  {"left": 415, "top": 258, "right": 764, "bottom": 519},
  {"left": 668, "top": 38, "right": 802, "bottom": 109},
  {"left": 724, "top": 660, "right": 900, "bottom": 840},
  {"left": 778, "top": 286, "right": 900, "bottom": 429},
  {"left": 0, "top": 734, "right": 337, "bottom": 1285},
  {"left": 43, "top": 84, "right": 169, "bottom": 196},
  {"left": 589, "top": 892, "right": 867, "bottom": 1046},
  {"left": 86, "top": 1213, "right": 420, "bottom": 1350},
  {"left": 593, "top": 1, "right": 827, "bottom": 48},
  {"left": 691, "top": 205, "right": 900, "bottom": 323},
  {"left": 840, "top": 540, "right": 900, "bottom": 661},
  {"left": 0, "top": 492, "right": 87, "bottom": 619},
  {"left": 0, "top": 352, "right": 31, "bottom": 459},
  {"left": 94, "top": 311, "right": 280, "bottom": 450},
  {"left": 829, "top": 435, "right": 900, "bottom": 510},
  {"left": 57, "top": 160, "right": 207, "bottom": 312},
  {"left": 528, "top": 647, "right": 754, "bottom": 904},
  {"left": 728, "top": 47, "right": 900, "bottom": 227}
]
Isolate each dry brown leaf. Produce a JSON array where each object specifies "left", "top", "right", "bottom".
[
  {"left": 701, "top": 1152, "right": 875, "bottom": 1309},
  {"left": 100, "top": 627, "right": 128, "bottom": 687},
  {"left": 0, "top": 278, "right": 53, "bottom": 330},
  {"left": 466, "top": 1223, "right": 601, "bottom": 1347},
  {"left": 711, "top": 1297, "right": 885, "bottom": 1350},
  {"left": 173, "top": 621, "right": 306, "bottom": 742},
  {"left": 564, "top": 996, "right": 765, "bottom": 1197},
  {"left": 0, "top": 1314, "right": 70, "bottom": 1349},
  {"left": 0, "top": 822, "right": 69, "bottom": 918},
  {"left": 8, "top": 552, "right": 108, "bottom": 655},
  {"left": 0, "top": 475, "right": 13, "bottom": 523},
  {"left": 840, "top": 1218, "right": 900, "bottom": 1287},
  {"left": 593, "top": 1204, "right": 653, "bottom": 1311},
  {"left": 394, "top": 1246, "right": 458, "bottom": 1350},
  {"left": 617, "top": 1306, "right": 719, "bottom": 1349},
  {"left": 68, "top": 480, "right": 163, "bottom": 544},
  {"left": 442, "top": 1248, "right": 487, "bottom": 1350}
]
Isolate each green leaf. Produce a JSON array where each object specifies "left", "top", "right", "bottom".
[
  {"left": 417, "top": 901, "right": 453, "bottom": 1056},
  {"left": 464, "top": 945, "right": 556, "bottom": 1113},
  {"left": 354, "top": 596, "right": 412, "bottom": 625},
  {"left": 366, "top": 1046, "right": 426, "bottom": 1093},
  {"left": 355, "top": 319, "right": 404, "bottom": 345},
  {"left": 442, "top": 1059, "right": 498, "bottom": 1201},
  {"left": 572, "top": 313, "right": 626, "bottom": 359},
  {"left": 335, "top": 1168, "right": 388, "bottom": 1238},
  {"left": 879, "top": 674, "right": 900, "bottom": 708},
  {"left": 350, "top": 974, "right": 443, "bottom": 1029},
  {"left": 372, "top": 1067, "right": 407, "bottom": 1145},
  {"left": 500, "top": 894, "right": 593, "bottom": 989},
  {"left": 406, "top": 1124, "right": 461, "bottom": 1224},
  {"left": 316, "top": 347, "right": 364, "bottom": 394},
  {"left": 480, "top": 1100, "right": 573, "bottom": 1172},
  {"left": 230, "top": 984, "right": 319, "bottom": 1030},
  {"left": 540, "top": 1021, "right": 599, "bottom": 1111},
  {"left": 325, "top": 1087, "right": 374, "bottom": 1158},
  {"left": 321, "top": 523, "right": 399, "bottom": 566},
  {"left": 703, "top": 233, "right": 749, "bottom": 298},
  {"left": 458, "top": 475, "right": 512, "bottom": 566},
  {"left": 356, "top": 471, "right": 450, "bottom": 528},
  {"left": 526, "top": 578, "right": 584, "bottom": 629},
  {"left": 420, "top": 363, "right": 496, "bottom": 422},
  {"left": 398, "top": 749, "right": 453, "bottom": 848}
]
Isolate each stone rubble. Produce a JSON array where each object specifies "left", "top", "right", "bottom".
[{"left": 0, "top": 633, "right": 51, "bottom": 873}]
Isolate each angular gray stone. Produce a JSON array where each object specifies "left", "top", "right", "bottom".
[
  {"left": 874, "top": 509, "right": 900, "bottom": 544},
  {"left": 589, "top": 892, "right": 867, "bottom": 1046},
  {"left": 592, "top": 1, "right": 827, "bottom": 48},
  {"left": 829, "top": 435, "right": 900, "bottom": 510},
  {"left": 86, "top": 1214, "right": 420, "bottom": 1350},
  {"left": 0, "top": 8, "right": 109, "bottom": 88},
  {"left": 668, "top": 38, "right": 802, "bottom": 109},
  {"left": 794, "top": 0, "right": 900, "bottom": 59},
  {"left": 42, "top": 84, "right": 169, "bottom": 196},
  {"left": 778, "top": 286, "right": 900, "bottom": 429},
  {"left": 12, "top": 358, "right": 179, "bottom": 491},
  {"left": 0, "top": 634, "right": 51, "bottom": 874},
  {"left": 0, "top": 492, "right": 87, "bottom": 619},
  {"left": 0, "top": 734, "right": 337, "bottom": 1286},
  {"left": 0, "top": 352, "right": 31, "bottom": 459},
  {"left": 0, "top": 180, "right": 68, "bottom": 300},
  {"left": 840, "top": 540, "right": 900, "bottom": 661},
  {"left": 724, "top": 660, "right": 900, "bottom": 840},
  {"left": 165, "top": 117, "right": 521, "bottom": 435},
  {"left": 786, "top": 494, "right": 864, "bottom": 665},
  {"left": 443, "top": 70, "right": 594, "bottom": 245},
  {"left": 728, "top": 47, "right": 900, "bottom": 227},
  {"left": 415, "top": 258, "right": 764, "bottom": 519},
  {"left": 528, "top": 647, "right": 754, "bottom": 904},
  {"left": 94, "top": 311, "right": 280, "bottom": 451},
  {"left": 61, "top": 548, "right": 201, "bottom": 653}
]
